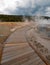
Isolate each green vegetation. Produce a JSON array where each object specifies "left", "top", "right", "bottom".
[
  {"left": 0, "top": 15, "right": 24, "bottom": 22},
  {"left": 0, "top": 15, "right": 32, "bottom": 22},
  {"left": 0, "top": 15, "right": 50, "bottom": 22}
]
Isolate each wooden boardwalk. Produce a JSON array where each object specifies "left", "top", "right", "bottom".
[
  {"left": 0, "top": 22, "right": 46, "bottom": 65},
  {"left": 1, "top": 43, "right": 46, "bottom": 65}
]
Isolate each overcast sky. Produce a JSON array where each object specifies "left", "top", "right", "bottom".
[{"left": 0, "top": 0, "right": 50, "bottom": 16}]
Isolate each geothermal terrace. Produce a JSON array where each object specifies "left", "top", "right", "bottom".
[{"left": 0, "top": 21, "right": 50, "bottom": 65}]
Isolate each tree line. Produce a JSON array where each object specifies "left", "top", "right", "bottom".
[
  {"left": 0, "top": 15, "right": 24, "bottom": 22},
  {"left": 0, "top": 15, "right": 50, "bottom": 22},
  {"left": 0, "top": 15, "right": 33, "bottom": 22}
]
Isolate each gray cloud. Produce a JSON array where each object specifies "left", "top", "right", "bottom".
[{"left": 0, "top": 0, "right": 50, "bottom": 16}]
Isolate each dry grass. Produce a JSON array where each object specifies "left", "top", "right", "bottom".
[
  {"left": 0, "top": 22, "right": 29, "bottom": 34},
  {"left": 0, "top": 22, "right": 25, "bottom": 29},
  {"left": 0, "top": 22, "right": 26, "bottom": 35}
]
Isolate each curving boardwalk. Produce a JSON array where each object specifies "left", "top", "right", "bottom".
[{"left": 1, "top": 23, "right": 46, "bottom": 65}]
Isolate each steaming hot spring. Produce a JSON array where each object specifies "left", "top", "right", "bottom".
[{"left": 36, "top": 24, "right": 50, "bottom": 39}]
